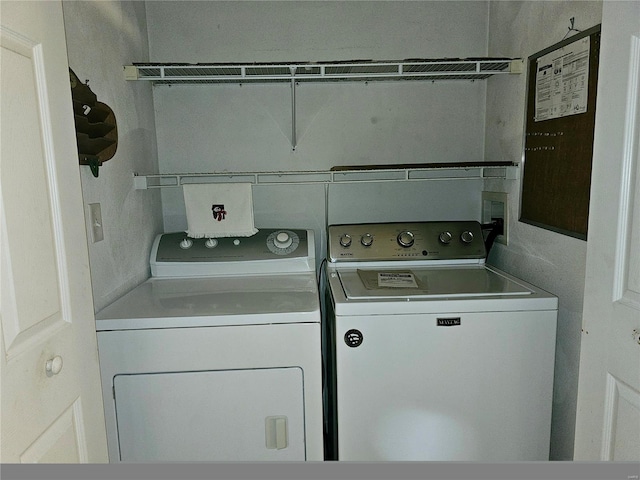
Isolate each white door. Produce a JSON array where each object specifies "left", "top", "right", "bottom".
[
  {"left": 0, "top": 0, "right": 108, "bottom": 462},
  {"left": 574, "top": 1, "right": 640, "bottom": 461}
]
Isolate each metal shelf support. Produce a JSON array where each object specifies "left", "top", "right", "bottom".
[{"left": 290, "top": 66, "right": 297, "bottom": 150}]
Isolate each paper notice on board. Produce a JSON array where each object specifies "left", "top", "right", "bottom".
[{"left": 535, "top": 36, "right": 590, "bottom": 122}]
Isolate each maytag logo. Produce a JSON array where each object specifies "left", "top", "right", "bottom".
[{"left": 437, "top": 317, "right": 461, "bottom": 327}]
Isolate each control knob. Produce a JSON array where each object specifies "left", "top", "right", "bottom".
[
  {"left": 439, "top": 231, "right": 453, "bottom": 245},
  {"left": 461, "top": 231, "right": 474, "bottom": 244},
  {"left": 360, "top": 233, "right": 374, "bottom": 247},
  {"left": 339, "top": 234, "right": 352, "bottom": 248},
  {"left": 205, "top": 238, "right": 218, "bottom": 249},
  {"left": 180, "top": 238, "right": 193, "bottom": 249},
  {"left": 397, "top": 231, "right": 415, "bottom": 248},
  {"left": 274, "top": 231, "right": 293, "bottom": 249}
]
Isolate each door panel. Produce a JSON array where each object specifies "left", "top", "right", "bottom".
[
  {"left": 602, "top": 375, "right": 640, "bottom": 461},
  {"left": 19, "top": 401, "right": 84, "bottom": 463},
  {"left": 0, "top": 1, "right": 108, "bottom": 463},
  {"left": 1, "top": 16, "right": 66, "bottom": 357},
  {"left": 574, "top": 1, "right": 640, "bottom": 460}
]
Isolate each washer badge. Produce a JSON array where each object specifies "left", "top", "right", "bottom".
[{"left": 344, "top": 329, "right": 363, "bottom": 348}]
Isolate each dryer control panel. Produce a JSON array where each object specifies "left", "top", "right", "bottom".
[
  {"left": 328, "top": 221, "right": 486, "bottom": 263},
  {"left": 151, "top": 229, "right": 315, "bottom": 276}
]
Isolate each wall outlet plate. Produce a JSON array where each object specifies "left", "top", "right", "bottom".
[
  {"left": 88, "top": 203, "right": 104, "bottom": 243},
  {"left": 482, "top": 191, "right": 508, "bottom": 245}
]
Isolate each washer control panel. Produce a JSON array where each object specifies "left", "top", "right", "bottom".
[{"left": 328, "top": 221, "right": 486, "bottom": 262}]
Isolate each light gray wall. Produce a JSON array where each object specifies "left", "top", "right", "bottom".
[
  {"left": 147, "top": 1, "right": 490, "bottom": 63},
  {"left": 62, "top": 0, "right": 164, "bottom": 311},
  {"left": 483, "top": 0, "right": 603, "bottom": 461},
  {"left": 145, "top": 1, "right": 491, "bottom": 239}
]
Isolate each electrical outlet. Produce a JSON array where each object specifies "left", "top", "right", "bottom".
[
  {"left": 482, "top": 191, "right": 508, "bottom": 245},
  {"left": 88, "top": 203, "right": 104, "bottom": 243}
]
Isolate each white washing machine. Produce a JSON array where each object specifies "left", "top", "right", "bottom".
[
  {"left": 95, "top": 229, "right": 323, "bottom": 462},
  {"left": 324, "top": 221, "right": 558, "bottom": 461}
]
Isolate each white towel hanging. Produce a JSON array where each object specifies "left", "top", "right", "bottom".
[{"left": 183, "top": 183, "right": 258, "bottom": 238}]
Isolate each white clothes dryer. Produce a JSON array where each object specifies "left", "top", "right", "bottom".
[
  {"left": 324, "top": 221, "right": 558, "bottom": 461},
  {"left": 95, "top": 229, "right": 323, "bottom": 462}
]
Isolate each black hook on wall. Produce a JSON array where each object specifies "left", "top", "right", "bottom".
[{"left": 562, "top": 17, "right": 582, "bottom": 40}]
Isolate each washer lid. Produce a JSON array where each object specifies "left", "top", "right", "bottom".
[
  {"left": 337, "top": 265, "right": 534, "bottom": 300},
  {"left": 95, "top": 273, "right": 319, "bottom": 330}
]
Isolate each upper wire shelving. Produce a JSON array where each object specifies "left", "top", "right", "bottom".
[
  {"left": 124, "top": 58, "right": 523, "bottom": 161},
  {"left": 124, "top": 58, "right": 522, "bottom": 85}
]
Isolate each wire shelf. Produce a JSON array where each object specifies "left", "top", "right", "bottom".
[
  {"left": 124, "top": 58, "right": 521, "bottom": 85},
  {"left": 133, "top": 163, "right": 519, "bottom": 189}
]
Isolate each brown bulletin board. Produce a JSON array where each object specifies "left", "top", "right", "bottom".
[{"left": 520, "top": 25, "right": 601, "bottom": 240}]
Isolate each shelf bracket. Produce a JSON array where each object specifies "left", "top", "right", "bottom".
[{"left": 290, "top": 66, "right": 297, "bottom": 150}]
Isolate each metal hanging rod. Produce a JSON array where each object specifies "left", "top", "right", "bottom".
[
  {"left": 133, "top": 164, "right": 519, "bottom": 190},
  {"left": 124, "top": 58, "right": 522, "bottom": 85}
]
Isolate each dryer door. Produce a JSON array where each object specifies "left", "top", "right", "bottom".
[{"left": 113, "top": 367, "right": 305, "bottom": 461}]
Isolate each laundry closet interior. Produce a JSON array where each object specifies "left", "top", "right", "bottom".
[{"left": 62, "top": 0, "right": 604, "bottom": 462}]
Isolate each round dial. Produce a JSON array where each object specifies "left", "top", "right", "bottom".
[
  {"left": 439, "top": 231, "right": 453, "bottom": 244},
  {"left": 397, "top": 231, "right": 415, "bottom": 248},
  {"left": 267, "top": 230, "right": 300, "bottom": 255},
  {"left": 461, "top": 231, "right": 474, "bottom": 244},
  {"left": 205, "top": 238, "right": 218, "bottom": 249},
  {"left": 339, "top": 234, "right": 352, "bottom": 248},
  {"left": 274, "top": 231, "right": 293, "bottom": 249},
  {"left": 360, "top": 233, "right": 374, "bottom": 247},
  {"left": 179, "top": 238, "right": 193, "bottom": 249}
]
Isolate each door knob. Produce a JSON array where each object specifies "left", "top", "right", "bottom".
[{"left": 45, "top": 355, "right": 63, "bottom": 375}]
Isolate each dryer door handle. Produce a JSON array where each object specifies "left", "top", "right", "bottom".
[{"left": 265, "top": 415, "right": 288, "bottom": 450}]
